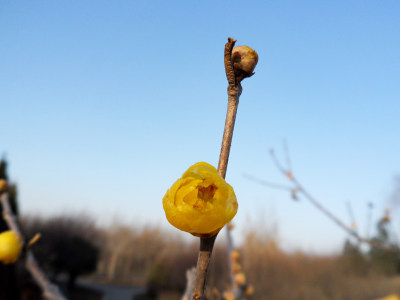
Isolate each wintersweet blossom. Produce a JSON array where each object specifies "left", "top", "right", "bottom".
[
  {"left": 0, "top": 230, "right": 22, "bottom": 264},
  {"left": 163, "top": 162, "right": 238, "bottom": 237}
]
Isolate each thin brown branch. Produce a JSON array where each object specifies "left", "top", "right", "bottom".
[
  {"left": 182, "top": 267, "right": 196, "bottom": 300},
  {"left": 253, "top": 150, "right": 400, "bottom": 254},
  {"left": 191, "top": 37, "right": 242, "bottom": 300},
  {"left": 1, "top": 192, "right": 23, "bottom": 238},
  {"left": 219, "top": 37, "right": 241, "bottom": 179},
  {"left": 243, "top": 173, "right": 293, "bottom": 191},
  {"left": 192, "top": 235, "right": 217, "bottom": 299},
  {"left": 218, "top": 83, "right": 241, "bottom": 179},
  {"left": 25, "top": 252, "right": 68, "bottom": 300},
  {"left": 0, "top": 192, "right": 67, "bottom": 300},
  {"left": 226, "top": 224, "right": 235, "bottom": 291}
]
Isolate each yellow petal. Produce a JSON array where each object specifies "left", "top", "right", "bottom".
[{"left": 163, "top": 162, "right": 238, "bottom": 237}]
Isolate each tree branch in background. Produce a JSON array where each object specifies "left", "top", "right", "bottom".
[
  {"left": 0, "top": 189, "right": 67, "bottom": 300},
  {"left": 245, "top": 148, "right": 399, "bottom": 254}
]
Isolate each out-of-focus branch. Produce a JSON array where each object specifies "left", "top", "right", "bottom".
[
  {"left": 226, "top": 224, "right": 253, "bottom": 299},
  {"left": 0, "top": 191, "right": 67, "bottom": 300},
  {"left": 246, "top": 149, "right": 399, "bottom": 254},
  {"left": 182, "top": 268, "right": 196, "bottom": 300},
  {"left": 226, "top": 224, "right": 235, "bottom": 292}
]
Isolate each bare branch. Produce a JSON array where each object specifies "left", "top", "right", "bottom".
[
  {"left": 182, "top": 267, "right": 196, "bottom": 300},
  {"left": 1, "top": 192, "right": 23, "bottom": 238},
  {"left": 226, "top": 224, "right": 235, "bottom": 293},
  {"left": 283, "top": 139, "right": 292, "bottom": 173},
  {"left": 243, "top": 173, "right": 292, "bottom": 191},
  {"left": 0, "top": 192, "right": 67, "bottom": 300},
  {"left": 248, "top": 150, "right": 400, "bottom": 254}
]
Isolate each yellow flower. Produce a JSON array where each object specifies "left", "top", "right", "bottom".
[
  {"left": 0, "top": 230, "right": 22, "bottom": 264},
  {"left": 163, "top": 162, "right": 238, "bottom": 237}
]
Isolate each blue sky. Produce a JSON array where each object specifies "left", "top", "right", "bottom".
[{"left": 1, "top": 1, "right": 399, "bottom": 253}]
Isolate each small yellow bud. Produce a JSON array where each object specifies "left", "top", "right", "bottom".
[
  {"left": 230, "top": 250, "right": 240, "bottom": 262},
  {"left": 234, "top": 272, "right": 246, "bottom": 286},
  {"left": 0, "top": 230, "right": 22, "bottom": 264},
  {"left": 223, "top": 291, "right": 235, "bottom": 300},
  {"left": 245, "top": 284, "right": 255, "bottom": 296},
  {"left": 231, "top": 261, "right": 242, "bottom": 273},
  {"left": 0, "top": 180, "right": 7, "bottom": 193},
  {"left": 382, "top": 209, "right": 391, "bottom": 222},
  {"left": 163, "top": 162, "right": 238, "bottom": 237}
]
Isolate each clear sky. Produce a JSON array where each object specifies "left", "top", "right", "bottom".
[{"left": 1, "top": 1, "right": 399, "bottom": 253}]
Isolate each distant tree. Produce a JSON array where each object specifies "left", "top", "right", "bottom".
[
  {"left": 22, "top": 215, "right": 100, "bottom": 291},
  {"left": 369, "top": 219, "right": 400, "bottom": 275},
  {"left": 0, "top": 158, "right": 18, "bottom": 226},
  {"left": 0, "top": 158, "right": 19, "bottom": 300},
  {"left": 341, "top": 239, "right": 368, "bottom": 275}
]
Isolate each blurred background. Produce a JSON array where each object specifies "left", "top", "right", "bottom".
[{"left": 1, "top": 1, "right": 400, "bottom": 299}]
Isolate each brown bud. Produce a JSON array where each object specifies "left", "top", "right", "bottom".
[{"left": 231, "top": 46, "right": 258, "bottom": 82}]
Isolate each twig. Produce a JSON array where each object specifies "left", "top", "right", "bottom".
[
  {"left": 226, "top": 224, "right": 235, "bottom": 294},
  {"left": 191, "top": 37, "right": 241, "bottom": 300},
  {"left": 247, "top": 150, "right": 399, "bottom": 254},
  {"left": 283, "top": 139, "right": 292, "bottom": 173},
  {"left": 0, "top": 192, "right": 67, "bottom": 300},
  {"left": 243, "top": 173, "right": 292, "bottom": 191},
  {"left": 218, "top": 37, "right": 241, "bottom": 179},
  {"left": 182, "top": 267, "right": 196, "bottom": 300}
]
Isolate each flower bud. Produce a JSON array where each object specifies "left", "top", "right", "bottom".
[
  {"left": 234, "top": 272, "right": 247, "bottom": 286},
  {"left": 0, "top": 230, "right": 22, "bottom": 264},
  {"left": 230, "top": 250, "right": 240, "bottom": 262},
  {"left": 163, "top": 162, "right": 238, "bottom": 237},
  {"left": 232, "top": 45, "right": 258, "bottom": 77},
  {"left": 0, "top": 180, "right": 7, "bottom": 193},
  {"left": 231, "top": 261, "right": 242, "bottom": 273},
  {"left": 223, "top": 291, "right": 235, "bottom": 300},
  {"left": 245, "top": 284, "right": 254, "bottom": 296}
]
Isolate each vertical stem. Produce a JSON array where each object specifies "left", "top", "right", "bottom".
[
  {"left": 191, "top": 37, "right": 241, "bottom": 300},
  {"left": 192, "top": 235, "right": 217, "bottom": 299},
  {"left": 218, "top": 85, "right": 242, "bottom": 179}
]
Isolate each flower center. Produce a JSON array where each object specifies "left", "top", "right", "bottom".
[{"left": 193, "top": 184, "right": 217, "bottom": 210}]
